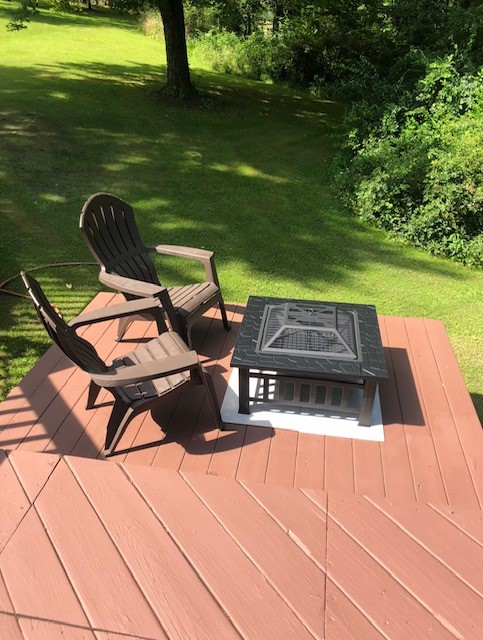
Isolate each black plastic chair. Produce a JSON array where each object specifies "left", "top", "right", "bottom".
[
  {"left": 22, "top": 272, "right": 224, "bottom": 457},
  {"left": 80, "top": 192, "right": 230, "bottom": 347}
]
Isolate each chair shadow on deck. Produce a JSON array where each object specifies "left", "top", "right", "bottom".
[
  {"left": 0, "top": 355, "right": 98, "bottom": 454},
  {"left": 92, "top": 304, "right": 272, "bottom": 459},
  {"left": 111, "top": 419, "right": 272, "bottom": 459}
]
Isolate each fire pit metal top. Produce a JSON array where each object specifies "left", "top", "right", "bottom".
[
  {"left": 231, "top": 296, "right": 388, "bottom": 380},
  {"left": 257, "top": 302, "right": 360, "bottom": 361}
]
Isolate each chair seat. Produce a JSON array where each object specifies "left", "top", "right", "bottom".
[
  {"left": 168, "top": 282, "right": 220, "bottom": 318},
  {"left": 111, "top": 332, "right": 192, "bottom": 402}
]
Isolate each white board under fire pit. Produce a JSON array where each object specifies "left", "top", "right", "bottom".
[{"left": 221, "top": 369, "right": 385, "bottom": 442}]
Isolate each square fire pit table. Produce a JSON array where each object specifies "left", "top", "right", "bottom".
[{"left": 230, "top": 296, "right": 388, "bottom": 426}]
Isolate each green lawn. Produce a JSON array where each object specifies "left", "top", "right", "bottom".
[{"left": 0, "top": 3, "right": 482, "bottom": 419}]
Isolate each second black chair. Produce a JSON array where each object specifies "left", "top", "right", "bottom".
[{"left": 22, "top": 272, "right": 224, "bottom": 457}]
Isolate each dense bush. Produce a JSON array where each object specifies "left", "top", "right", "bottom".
[
  {"left": 343, "top": 57, "right": 483, "bottom": 266},
  {"left": 189, "top": 1, "right": 482, "bottom": 99},
  {"left": 189, "top": 4, "right": 395, "bottom": 93},
  {"left": 109, "top": 0, "right": 144, "bottom": 13},
  {"left": 139, "top": 5, "right": 162, "bottom": 39},
  {"left": 184, "top": 1, "right": 257, "bottom": 37},
  {"left": 184, "top": 2, "right": 219, "bottom": 38},
  {"left": 189, "top": 30, "right": 270, "bottom": 80}
]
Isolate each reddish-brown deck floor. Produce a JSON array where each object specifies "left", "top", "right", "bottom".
[
  {"left": 2, "top": 449, "right": 482, "bottom": 639},
  {"left": 0, "top": 294, "right": 482, "bottom": 639},
  {"left": 0, "top": 293, "right": 481, "bottom": 506}
]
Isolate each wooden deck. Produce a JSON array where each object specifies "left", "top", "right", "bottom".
[
  {"left": 1, "top": 449, "right": 482, "bottom": 639},
  {"left": 0, "top": 293, "right": 481, "bottom": 505},
  {"left": 0, "top": 293, "right": 482, "bottom": 639}
]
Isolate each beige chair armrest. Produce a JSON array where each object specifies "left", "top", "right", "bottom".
[
  {"left": 150, "top": 244, "right": 218, "bottom": 285},
  {"left": 69, "top": 297, "right": 164, "bottom": 328},
  {"left": 92, "top": 351, "right": 200, "bottom": 388}
]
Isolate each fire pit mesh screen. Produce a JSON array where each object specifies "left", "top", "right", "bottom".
[{"left": 257, "top": 303, "right": 360, "bottom": 360}]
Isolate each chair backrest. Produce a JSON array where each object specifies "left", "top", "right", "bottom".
[
  {"left": 22, "top": 272, "right": 108, "bottom": 376},
  {"left": 80, "top": 193, "right": 160, "bottom": 286}
]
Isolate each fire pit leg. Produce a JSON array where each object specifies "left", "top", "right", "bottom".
[
  {"left": 238, "top": 368, "right": 251, "bottom": 414},
  {"left": 359, "top": 380, "right": 377, "bottom": 426}
]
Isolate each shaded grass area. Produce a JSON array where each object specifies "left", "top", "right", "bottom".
[{"left": 0, "top": 3, "right": 482, "bottom": 419}]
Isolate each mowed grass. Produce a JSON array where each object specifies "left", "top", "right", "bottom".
[{"left": 0, "top": 3, "right": 482, "bottom": 418}]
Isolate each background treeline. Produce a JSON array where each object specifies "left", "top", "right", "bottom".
[{"left": 141, "top": 0, "right": 481, "bottom": 267}]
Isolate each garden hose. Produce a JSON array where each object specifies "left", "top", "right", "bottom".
[{"left": 0, "top": 262, "right": 97, "bottom": 299}]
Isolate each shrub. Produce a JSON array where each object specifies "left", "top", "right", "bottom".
[
  {"left": 139, "top": 5, "right": 163, "bottom": 40},
  {"left": 109, "top": 0, "right": 144, "bottom": 12},
  {"left": 344, "top": 56, "right": 483, "bottom": 266},
  {"left": 189, "top": 30, "right": 271, "bottom": 80},
  {"left": 184, "top": 2, "right": 219, "bottom": 38}
]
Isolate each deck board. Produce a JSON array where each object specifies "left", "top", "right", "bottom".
[
  {"left": 184, "top": 472, "right": 325, "bottom": 639},
  {"left": 207, "top": 424, "right": 246, "bottom": 478},
  {"left": 425, "top": 318, "right": 483, "bottom": 505},
  {"left": 0, "top": 450, "right": 31, "bottom": 554},
  {"left": 294, "top": 432, "right": 325, "bottom": 490},
  {"left": 376, "top": 317, "right": 416, "bottom": 503},
  {"left": 0, "top": 342, "right": 62, "bottom": 426},
  {"left": 0, "top": 612, "right": 24, "bottom": 639},
  {"left": 19, "top": 619, "right": 97, "bottom": 640},
  {"left": 235, "top": 425, "right": 272, "bottom": 484},
  {"left": 384, "top": 316, "right": 449, "bottom": 504},
  {"left": 352, "top": 440, "right": 385, "bottom": 498},
  {"left": 265, "top": 428, "right": 299, "bottom": 487},
  {"left": 324, "top": 437, "right": 355, "bottom": 495},
  {"left": 0, "top": 506, "right": 90, "bottom": 626},
  {"left": 328, "top": 494, "right": 483, "bottom": 639},
  {"left": 366, "top": 497, "right": 483, "bottom": 593},
  {"left": 240, "top": 481, "right": 328, "bottom": 569},
  {"left": 405, "top": 317, "right": 480, "bottom": 508},
  {"left": 0, "top": 568, "right": 15, "bottom": 613},
  {"left": 325, "top": 579, "right": 387, "bottom": 640},
  {"left": 427, "top": 503, "right": 483, "bottom": 546},
  {"left": 326, "top": 513, "right": 458, "bottom": 640}
]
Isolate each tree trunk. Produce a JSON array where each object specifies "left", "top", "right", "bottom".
[
  {"left": 155, "top": 0, "right": 194, "bottom": 97},
  {"left": 272, "top": 0, "right": 283, "bottom": 33}
]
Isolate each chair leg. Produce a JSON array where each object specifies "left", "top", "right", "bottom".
[
  {"left": 200, "top": 366, "right": 225, "bottom": 430},
  {"left": 86, "top": 381, "right": 102, "bottom": 409},
  {"left": 186, "top": 324, "right": 193, "bottom": 349},
  {"left": 174, "top": 316, "right": 190, "bottom": 347},
  {"left": 103, "top": 400, "right": 135, "bottom": 457},
  {"left": 116, "top": 316, "right": 133, "bottom": 342},
  {"left": 219, "top": 299, "right": 231, "bottom": 332},
  {"left": 154, "top": 311, "right": 168, "bottom": 335}
]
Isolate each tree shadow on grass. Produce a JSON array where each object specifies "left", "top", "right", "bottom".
[{"left": 0, "top": 59, "right": 467, "bottom": 280}]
